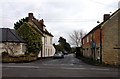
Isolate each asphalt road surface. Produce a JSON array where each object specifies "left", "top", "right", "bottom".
[{"left": 2, "top": 54, "right": 119, "bottom": 78}]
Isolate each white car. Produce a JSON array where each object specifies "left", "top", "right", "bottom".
[{"left": 53, "top": 51, "right": 64, "bottom": 59}]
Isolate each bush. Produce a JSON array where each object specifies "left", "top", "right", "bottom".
[
  {"left": 2, "top": 54, "right": 37, "bottom": 63},
  {"left": 29, "top": 53, "right": 37, "bottom": 57},
  {"left": 1, "top": 51, "right": 9, "bottom": 57}
]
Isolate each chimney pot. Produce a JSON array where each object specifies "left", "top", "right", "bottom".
[
  {"left": 103, "top": 14, "right": 110, "bottom": 21},
  {"left": 28, "top": 13, "right": 34, "bottom": 22},
  {"left": 28, "top": 13, "right": 33, "bottom": 17}
]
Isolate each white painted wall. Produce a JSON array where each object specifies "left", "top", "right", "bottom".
[
  {"left": 40, "top": 35, "right": 55, "bottom": 58},
  {"left": 0, "top": 42, "right": 26, "bottom": 56}
]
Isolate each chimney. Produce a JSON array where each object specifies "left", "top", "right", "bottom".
[
  {"left": 28, "top": 13, "right": 34, "bottom": 22},
  {"left": 103, "top": 14, "right": 110, "bottom": 21}
]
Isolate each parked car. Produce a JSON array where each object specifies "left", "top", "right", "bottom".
[
  {"left": 53, "top": 51, "right": 64, "bottom": 59},
  {"left": 63, "top": 51, "right": 68, "bottom": 55}
]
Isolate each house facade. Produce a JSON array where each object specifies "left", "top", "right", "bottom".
[
  {"left": 82, "top": 27, "right": 101, "bottom": 60},
  {"left": 27, "top": 13, "right": 55, "bottom": 58},
  {"left": 82, "top": 9, "right": 120, "bottom": 65},
  {"left": 0, "top": 28, "right": 26, "bottom": 56}
]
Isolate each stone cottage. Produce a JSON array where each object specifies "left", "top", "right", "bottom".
[{"left": 0, "top": 28, "right": 26, "bottom": 56}]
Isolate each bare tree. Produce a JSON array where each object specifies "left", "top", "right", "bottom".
[{"left": 69, "top": 30, "right": 86, "bottom": 47}]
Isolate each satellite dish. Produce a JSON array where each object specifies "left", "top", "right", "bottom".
[{"left": 97, "top": 21, "right": 100, "bottom": 23}]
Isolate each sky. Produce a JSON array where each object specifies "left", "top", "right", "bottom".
[{"left": 0, "top": 0, "right": 119, "bottom": 45}]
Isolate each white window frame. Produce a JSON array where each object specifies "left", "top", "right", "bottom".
[
  {"left": 45, "top": 37, "right": 47, "bottom": 44},
  {"left": 50, "top": 38, "right": 52, "bottom": 44},
  {"left": 87, "top": 36, "right": 89, "bottom": 43}
]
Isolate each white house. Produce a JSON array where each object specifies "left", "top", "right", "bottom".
[
  {"left": 41, "top": 30, "right": 55, "bottom": 57},
  {"left": 0, "top": 28, "right": 26, "bottom": 56},
  {"left": 28, "top": 13, "right": 55, "bottom": 58}
]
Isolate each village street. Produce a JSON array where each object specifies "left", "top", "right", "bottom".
[{"left": 2, "top": 54, "right": 119, "bottom": 78}]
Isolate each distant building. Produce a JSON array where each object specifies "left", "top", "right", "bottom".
[
  {"left": 82, "top": 9, "right": 120, "bottom": 65},
  {"left": 0, "top": 28, "right": 26, "bottom": 56},
  {"left": 27, "top": 13, "right": 55, "bottom": 58}
]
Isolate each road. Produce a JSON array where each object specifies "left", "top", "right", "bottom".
[{"left": 2, "top": 54, "right": 119, "bottom": 78}]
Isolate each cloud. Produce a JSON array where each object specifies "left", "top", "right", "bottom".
[{"left": 0, "top": 0, "right": 119, "bottom": 44}]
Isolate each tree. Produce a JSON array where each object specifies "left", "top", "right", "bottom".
[
  {"left": 69, "top": 30, "right": 86, "bottom": 47},
  {"left": 58, "top": 37, "right": 66, "bottom": 44},
  {"left": 14, "top": 17, "right": 28, "bottom": 30},
  {"left": 17, "top": 22, "right": 42, "bottom": 55},
  {"left": 58, "top": 37, "right": 71, "bottom": 53},
  {"left": 53, "top": 37, "right": 71, "bottom": 53},
  {"left": 64, "top": 42, "right": 71, "bottom": 53}
]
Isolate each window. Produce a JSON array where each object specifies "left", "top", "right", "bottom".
[
  {"left": 87, "top": 37, "right": 89, "bottom": 43},
  {"left": 90, "top": 34, "right": 92, "bottom": 41},
  {"left": 51, "top": 49, "right": 52, "bottom": 54},
  {"left": 87, "top": 48, "right": 88, "bottom": 50},
  {"left": 48, "top": 49, "right": 50, "bottom": 56},
  {"left": 93, "top": 33, "right": 95, "bottom": 39},
  {"left": 83, "top": 39, "right": 84, "bottom": 44},
  {"left": 45, "top": 37, "right": 47, "bottom": 44},
  {"left": 46, "top": 48, "right": 47, "bottom": 55},
  {"left": 50, "top": 38, "right": 52, "bottom": 44}
]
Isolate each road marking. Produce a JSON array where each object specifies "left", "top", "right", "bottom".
[
  {"left": 42, "top": 64, "right": 74, "bottom": 66},
  {"left": 3, "top": 65, "right": 86, "bottom": 70},
  {"left": 3, "top": 65, "right": 111, "bottom": 71},
  {"left": 62, "top": 67, "right": 86, "bottom": 70},
  {"left": 4, "top": 66, "right": 39, "bottom": 69},
  {"left": 90, "top": 68, "right": 110, "bottom": 71}
]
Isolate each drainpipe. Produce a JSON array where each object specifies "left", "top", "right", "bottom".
[
  {"left": 44, "top": 36, "right": 46, "bottom": 58},
  {"left": 100, "top": 28, "right": 102, "bottom": 63}
]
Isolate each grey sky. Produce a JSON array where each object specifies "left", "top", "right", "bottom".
[{"left": 0, "top": 0, "right": 119, "bottom": 44}]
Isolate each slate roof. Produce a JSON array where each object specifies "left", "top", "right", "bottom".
[
  {"left": 82, "top": 8, "right": 120, "bottom": 39},
  {"left": 0, "top": 28, "right": 25, "bottom": 43},
  {"left": 32, "top": 19, "right": 54, "bottom": 37}
]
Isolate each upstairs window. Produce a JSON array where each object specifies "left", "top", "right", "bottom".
[
  {"left": 83, "top": 39, "right": 84, "bottom": 44},
  {"left": 50, "top": 38, "right": 52, "bottom": 44},
  {"left": 90, "top": 34, "right": 92, "bottom": 42},
  {"left": 87, "top": 36, "right": 89, "bottom": 43},
  {"left": 45, "top": 37, "right": 47, "bottom": 44}
]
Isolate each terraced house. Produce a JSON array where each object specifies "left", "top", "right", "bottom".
[
  {"left": 82, "top": 9, "right": 120, "bottom": 65},
  {"left": 28, "top": 13, "right": 55, "bottom": 58}
]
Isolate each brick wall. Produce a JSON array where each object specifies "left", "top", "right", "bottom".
[{"left": 82, "top": 28, "right": 101, "bottom": 59}]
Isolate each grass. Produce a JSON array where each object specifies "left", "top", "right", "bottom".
[{"left": 77, "top": 56, "right": 119, "bottom": 68}]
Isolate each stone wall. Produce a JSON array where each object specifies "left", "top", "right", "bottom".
[{"left": 102, "top": 10, "right": 119, "bottom": 65}]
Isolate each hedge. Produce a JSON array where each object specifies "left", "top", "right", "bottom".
[{"left": 2, "top": 55, "right": 37, "bottom": 63}]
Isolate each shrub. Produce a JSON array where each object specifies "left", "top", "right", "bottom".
[
  {"left": 2, "top": 54, "right": 37, "bottom": 63},
  {"left": 1, "top": 51, "right": 9, "bottom": 57}
]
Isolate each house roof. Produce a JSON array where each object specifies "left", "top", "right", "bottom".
[
  {"left": 0, "top": 28, "right": 26, "bottom": 43},
  {"left": 44, "top": 29, "right": 54, "bottom": 37},
  {"left": 82, "top": 8, "right": 120, "bottom": 39},
  {"left": 28, "top": 13, "right": 54, "bottom": 37},
  {"left": 33, "top": 19, "right": 54, "bottom": 37}
]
